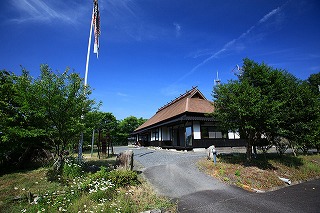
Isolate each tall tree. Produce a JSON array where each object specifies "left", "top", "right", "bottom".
[
  {"left": 116, "top": 116, "right": 146, "bottom": 145},
  {"left": 307, "top": 72, "right": 320, "bottom": 95},
  {"left": 213, "top": 79, "right": 266, "bottom": 160},
  {"left": 83, "top": 111, "right": 118, "bottom": 147},
  {"left": 0, "top": 70, "right": 24, "bottom": 164},
  {"left": 0, "top": 65, "right": 96, "bottom": 167},
  {"left": 306, "top": 72, "right": 320, "bottom": 152},
  {"left": 32, "top": 65, "right": 95, "bottom": 156},
  {"left": 213, "top": 58, "right": 304, "bottom": 160},
  {"left": 0, "top": 69, "right": 48, "bottom": 165}
]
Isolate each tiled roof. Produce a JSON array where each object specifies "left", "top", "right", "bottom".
[{"left": 134, "top": 87, "right": 214, "bottom": 132}]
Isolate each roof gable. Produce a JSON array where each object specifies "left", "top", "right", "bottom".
[
  {"left": 156, "top": 86, "right": 206, "bottom": 113},
  {"left": 134, "top": 86, "right": 214, "bottom": 132}
]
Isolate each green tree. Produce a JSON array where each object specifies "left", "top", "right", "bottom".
[
  {"left": 0, "top": 70, "right": 24, "bottom": 164},
  {"left": 306, "top": 73, "right": 320, "bottom": 153},
  {"left": 0, "top": 69, "right": 48, "bottom": 166},
  {"left": 213, "top": 79, "right": 266, "bottom": 160},
  {"left": 83, "top": 111, "right": 118, "bottom": 151},
  {"left": 0, "top": 65, "right": 96, "bottom": 167},
  {"left": 213, "top": 58, "right": 307, "bottom": 160},
  {"left": 116, "top": 116, "right": 146, "bottom": 145},
  {"left": 32, "top": 65, "right": 95, "bottom": 157},
  {"left": 307, "top": 72, "right": 320, "bottom": 95}
]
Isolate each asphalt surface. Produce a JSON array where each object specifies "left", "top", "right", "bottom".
[{"left": 114, "top": 146, "right": 320, "bottom": 213}]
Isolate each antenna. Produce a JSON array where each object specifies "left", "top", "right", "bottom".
[
  {"left": 231, "top": 64, "right": 242, "bottom": 76},
  {"left": 214, "top": 71, "right": 221, "bottom": 86}
]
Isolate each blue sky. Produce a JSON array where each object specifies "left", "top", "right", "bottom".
[{"left": 1, "top": 0, "right": 319, "bottom": 120}]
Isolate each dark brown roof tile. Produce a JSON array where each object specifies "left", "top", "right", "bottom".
[{"left": 134, "top": 87, "right": 214, "bottom": 132}]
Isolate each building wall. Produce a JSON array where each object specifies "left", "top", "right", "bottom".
[
  {"left": 136, "top": 117, "right": 244, "bottom": 148},
  {"left": 162, "top": 126, "right": 171, "bottom": 140},
  {"left": 193, "top": 138, "right": 246, "bottom": 148},
  {"left": 193, "top": 121, "right": 201, "bottom": 139}
]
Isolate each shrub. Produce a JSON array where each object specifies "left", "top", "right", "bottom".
[
  {"left": 108, "top": 170, "right": 139, "bottom": 187},
  {"left": 62, "top": 157, "right": 85, "bottom": 179},
  {"left": 90, "top": 166, "right": 109, "bottom": 180}
]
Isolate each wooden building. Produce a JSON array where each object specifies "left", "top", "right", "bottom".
[{"left": 132, "top": 87, "right": 245, "bottom": 149}]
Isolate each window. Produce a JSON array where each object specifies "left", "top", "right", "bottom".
[
  {"left": 201, "top": 126, "right": 223, "bottom": 139},
  {"left": 186, "top": 126, "right": 192, "bottom": 146},
  {"left": 151, "top": 129, "right": 159, "bottom": 141},
  {"left": 228, "top": 131, "right": 240, "bottom": 139}
]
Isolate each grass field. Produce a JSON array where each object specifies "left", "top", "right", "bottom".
[
  {"left": 0, "top": 153, "right": 176, "bottom": 213},
  {"left": 198, "top": 153, "right": 320, "bottom": 191}
]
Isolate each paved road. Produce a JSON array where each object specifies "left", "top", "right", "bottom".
[
  {"left": 178, "top": 179, "right": 320, "bottom": 213},
  {"left": 114, "top": 146, "right": 320, "bottom": 213}
]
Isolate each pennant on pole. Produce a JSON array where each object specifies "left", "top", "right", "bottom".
[{"left": 93, "top": 0, "right": 100, "bottom": 58}]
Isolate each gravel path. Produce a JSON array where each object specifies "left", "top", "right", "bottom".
[{"left": 113, "top": 146, "right": 242, "bottom": 198}]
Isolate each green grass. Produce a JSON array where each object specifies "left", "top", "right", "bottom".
[
  {"left": 198, "top": 153, "right": 320, "bottom": 191},
  {"left": 0, "top": 153, "right": 176, "bottom": 213}
]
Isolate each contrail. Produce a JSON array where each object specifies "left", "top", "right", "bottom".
[
  {"left": 259, "top": 7, "right": 281, "bottom": 24},
  {"left": 172, "top": 3, "right": 285, "bottom": 84}
]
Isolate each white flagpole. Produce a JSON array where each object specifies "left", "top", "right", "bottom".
[
  {"left": 78, "top": 6, "right": 94, "bottom": 162},
  {"left": 85, "top": 7, "right": 94, "bottom": 87}
]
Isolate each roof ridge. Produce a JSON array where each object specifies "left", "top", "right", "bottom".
[{"left": 157, "top": 86, "right": 198, "bottom": 113}]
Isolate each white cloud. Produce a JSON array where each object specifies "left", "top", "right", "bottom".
[
  {"left": 104, "top": 0, "right": 175, "bottom": 42},
  {"left": 173, "top": 22, "right": 181, "bottom": 37},
  {"left": 104, "top": 0, "right": 150, "bottom": 41},
  {"left": 9, "top": 0, "right": 88, "bottom": 25},
  {"left": 116, "top": 92, "right": 128, "bottom": 97},
  {"left": 106, "top": 0, "right": 137, "bottom": 18}
]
